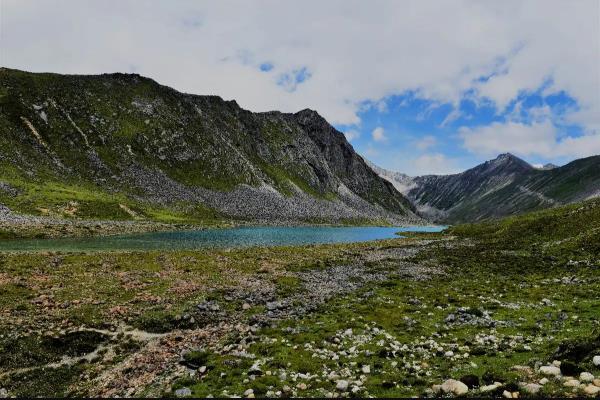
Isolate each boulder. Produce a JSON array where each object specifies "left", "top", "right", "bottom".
[{"left": 441, "top": 379, "right": 469, "bottom": 396}]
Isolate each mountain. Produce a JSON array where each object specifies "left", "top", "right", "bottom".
[
  {"left": 0, "top": 68, "right": 419, "bottom": 224},
  {"left": 538, "top": 163, "right": 558, "bottom": 170},
  {"left": 364, "top": 160, "right": 416, "bottom": 194},
  {"left": 372, "top": 153, "right": 600, "bottom": 223}
]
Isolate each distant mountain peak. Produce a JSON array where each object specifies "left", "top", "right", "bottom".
[
  {"left": 485, "top": 153, "right": 533, "bottom": 172},
  {"left": 539, "top": 163, "right": 559, "bottom": 170}
]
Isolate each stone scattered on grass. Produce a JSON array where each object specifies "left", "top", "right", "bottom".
[
  {"left": 563, "top": 379, "right": 580, "bottom": 387},
  {"left": 441, "top": 379, "right": 469, "bottom": 396},
  {"left": 584, "top": 385, "right": 600, "bottom": 396},
  {"left": 336, "top": 380, "right": 349, "bottom": 392},
  {"left": 520, "top": 383, "right": 542, "bottom": 394},
  {"left": 580, "top": 372, "right": 594, "bottom": 382},
  {"left": 540, "top": 365, "right": 561, "bottom": 376}
]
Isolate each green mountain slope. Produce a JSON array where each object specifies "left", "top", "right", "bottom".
[
  {"left": 407, "top": 153, "right": 600, "bottom": 223},
  {"left": 0, "top": 68, "right": 418, "bottom": 224}
]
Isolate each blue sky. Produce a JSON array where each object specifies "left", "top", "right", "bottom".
[
  {"left": 2, "top": 0, "right": 599, "bottom": 175},
  {"left": 335, "top": 86, "right": 585, "bottom": 175}
]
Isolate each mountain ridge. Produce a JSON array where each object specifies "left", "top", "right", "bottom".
[
  {"left": 0, "top": 68, "right": 419, "bottom": 225},
  {"left": 370, "top": 153, "right": 600, "bottom": 223}
]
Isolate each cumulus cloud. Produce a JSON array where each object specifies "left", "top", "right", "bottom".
[
  {"left": 413, "top": 153, "right": 462, "bottom": 175},
  {"left": 1, "top": 0, "right": 597, "bottom": 130},
  {"left": 459, "top": 121, "right": 600, "bottom": 159},
  {"left": 371, "top": 127, "right": 387, "bottom": 142}
]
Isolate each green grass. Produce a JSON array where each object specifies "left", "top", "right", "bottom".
[{"left": 1, "top": 199, "right": 600, "bottom": 397}]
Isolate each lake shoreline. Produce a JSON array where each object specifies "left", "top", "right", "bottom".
[
  {"left": 0, "top": 225, "right": 446, "bottom": 253},
  {"left": 0, "top": 210, "right": 434, "bottom": 241}
]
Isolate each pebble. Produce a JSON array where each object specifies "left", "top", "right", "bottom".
[
  {"left": 540, "top": 365, "right": 561, "bottom": 376},
  {"left": 594, "top": 379, "right": 600, "bottom": 387},
  {"left": 242, "top": 303, "right": 251, "bottom": 310},
  {"left": 297, "top": 383, "right": 307, "bottom": 390},
  {"left": 580, "top": 372, "right": 594, "bottom": 382},
  {"left": 336, "top": 380, "right": 349, "bottom": 392},
  {"left": 243, "top": 388, "right": 254, "bottom": 397},
  {"left": 503, "top": 390, "right": 513, "bottom": 398},
  {"left": 444, "top": 350, "right": 454, "bottom": 358},
  {"left": 593, "top": 356, "right": 600, "bottom": 367},
  {"left": 361, "top": 365, "right": 371, "bottom": 374},
  {"left": 563, "top": 379, "right": 580, "bottom": 387},
  {"left": 0, "top": 389, "right": 7, "bottom": 399},
  {"left": 480, "top": 383, "right": 500, "bottom": 392},
  {"left": 539, "top": 378, "right": 549, "bottom": 385},
  {"left": 441, "top": 379, "right": 469, "bottom": 396},
  {"left": 198, "top": 365, "right": 207, "bottom": 373}
]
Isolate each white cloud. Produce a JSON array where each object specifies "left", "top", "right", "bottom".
[
  {"left": 371, "top": 127, "right": 387, "bottom": 142},
  {"left": 344, "top": 129, "right": 360, "bottom": 142},
  {"left": 1, "top": 0, "right": 597, "bottom": 130},
  {"left": 459, "top": 121, "right": 600, "bottom": 159},
  {"left": 415, "top": 135, "right": 437, "bottom": 150},
  {"left": 413, "top": 153, "right": 462, "bottom": 175}
]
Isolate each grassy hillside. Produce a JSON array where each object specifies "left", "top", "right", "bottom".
[{"left": 0, "top": 68, "right": 415, "bottom": 224}]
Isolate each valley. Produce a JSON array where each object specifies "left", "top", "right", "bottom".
[{"left": 1, "top": 69, "right": 599, "bottom": 398}]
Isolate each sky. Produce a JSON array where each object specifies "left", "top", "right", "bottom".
[{"left": 1, "top": 0, "right": 599, "bottom": 176}]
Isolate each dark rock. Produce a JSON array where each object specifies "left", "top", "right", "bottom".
[
  {"left": 460, "top": 374, "right": 479, "bottom": 388},
  {"left": 560, "top": 360, "right": 583, "bottom": 376}
]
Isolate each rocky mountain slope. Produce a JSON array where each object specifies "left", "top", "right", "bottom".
[
  {"left": 371, "top": 153, "right": 600, "bottom": 223},
  {"left": 0, "top": 68, "right": 419, "bottom": 225}
]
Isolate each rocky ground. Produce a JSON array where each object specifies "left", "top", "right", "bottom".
[{"left": 0, "top": 200, "right": 599, "bottom": 398}]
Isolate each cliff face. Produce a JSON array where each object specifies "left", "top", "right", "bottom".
[{"left": 0, "top": 68, "right": 418, "bottom": 224}]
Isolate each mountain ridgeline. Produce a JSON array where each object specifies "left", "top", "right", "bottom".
[
  {"left": 0, "top": 68, "right": 418, "bottom": 224},
  {"left": 373, "top": 153, "right": 600, "bottom": 223}
]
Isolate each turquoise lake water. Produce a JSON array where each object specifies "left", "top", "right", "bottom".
[{"left": 0, "top": 225, "right": 446, "bottom": 252}]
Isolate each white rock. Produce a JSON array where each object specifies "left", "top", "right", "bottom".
[
  {"left": 580, "top": 372, "right": 595, "bottom": 382},
  {"left": 199, "top": 365, "right": 207, "bottom": 373},
  {"left": 540, "top": 365, "right": 561, "bottom": 376},
  {"left": 480, "top": 384, "right": 500, "bottom": 392},
  {"left": 564, "top": 379, "right": 580, "bottom": 387},
  {"left": 539, "top": 378, "right": 549, "bottom": 385},
  {"left": 243, "top": 389, "right": 254, "bottom": 397},
  {"left": 242, "top": 303, "right": 251, "bottom": 310},
  {"left": 552, "top": 360, "right": 562, "bottom": 367},
  {"left": 520, "top": 383, "right": 541, "bottom": 394},
  {"left": 584, "top": 385, "right": 600, "bottom": 395},
  {"left": 502, "top": 390, "right": 513, "bottom": 398},
  {"left": 593, "top": 356, "right": 600, "bottom": 367},
  {"left": 444, "top": 350, "right": 455, "bottom": 358},
  {"left": 336, "top": 380, "right": 349, "bottom": 392},
  {"left": 441, "top": 379, "right": 468, "bottom": 396},
  {"left": 297, "top": 383, "right": 307, "bottom": 390},
  {"left": 361, "top": 365, "right": 371, "bottom": 374}
]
